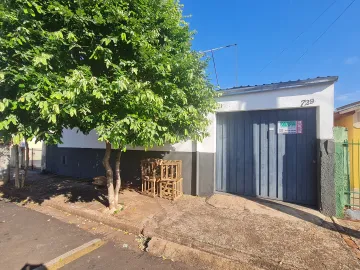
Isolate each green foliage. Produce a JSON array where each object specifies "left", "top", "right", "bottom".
[{"left": 0, "top": 0, "right": 218, "bottom": 149}]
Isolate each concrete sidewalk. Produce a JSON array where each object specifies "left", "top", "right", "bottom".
[
  {"left": 1, "top": 171, "right": 360, "bottom": 269},
  {"left": 147, "top": 194, "right": 360, "bottom": 269},
  {"left": 0, "top": 171, "right": 168, "bottom": 234}
]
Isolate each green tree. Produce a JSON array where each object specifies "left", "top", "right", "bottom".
[{"left": 0, "top": 0, "right": 218, "bottom": 210}]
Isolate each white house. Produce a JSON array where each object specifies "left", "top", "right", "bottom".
[{"left": 45, "top": 76, "right": 338, "bottom": 214}]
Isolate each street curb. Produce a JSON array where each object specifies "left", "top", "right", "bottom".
[
  {"left": 0, "top": 187, "right": 143, "bottom": 235},
  {"left": 147, "top": 237, "right": 260, "bottom": 270},
  {"left": 34, "top": 238, "right": 105, "bottom": 270},
  {"left": 6, "top": 192, "right": 250, "bottom": 269},
  {"left": 331, "top": 216, "right": 360, "bottom": 260},
  {"left": 44, "top": 200, "right": 143, "bottom": 235},
  {"left": 144, "top": 227, "right": 292, "bottom": 270},
  {"left": 4, "top": 191, "right": 259, "bottom": 269}
]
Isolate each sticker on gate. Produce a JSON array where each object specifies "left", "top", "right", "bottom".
[{"left": 277, "top": 121, "right": 303, "bottom": 134}]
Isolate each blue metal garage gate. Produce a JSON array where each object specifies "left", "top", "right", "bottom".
[{"left": 216, "top": 108, "right": 317, "bottom": 206}]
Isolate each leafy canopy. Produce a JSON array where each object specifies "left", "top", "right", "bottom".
[{"left": 0, "top": 0, "right": 218, "bottom": 148}]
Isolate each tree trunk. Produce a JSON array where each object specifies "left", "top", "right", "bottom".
[
  {"left": 114, "top": 149, "right": 122, "bottom": 207},
  {"left": 103, "top": 142, "right": 115, "bottom": 211},
  {"left": 14, "top": 145, "right": 20, "bottom": 189},
  {"left": 22, "top": 140, "right": 29, "bottom": 188}
]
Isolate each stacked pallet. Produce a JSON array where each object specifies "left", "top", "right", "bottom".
[{"left": 141, "top": 159, "right": 183, "bottom": 200}]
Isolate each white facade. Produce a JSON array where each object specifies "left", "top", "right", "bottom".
[
  {"left": 58, "top": 78, "right": 336, "bottom": 154},
  {"left": 197, "top": 80, "right": 335, "bottom": 154},
  {"left": 59, "top": 128, "right": 195, "bottom": 152}
]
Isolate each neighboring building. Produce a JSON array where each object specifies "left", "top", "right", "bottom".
[
  {"left": 10, "top": 138, "right": 43, "bottom": 170},
  {"left": 45, "top": 76, "right": 337, "bottom": 214},
  {"left": 334, "top": 101, "right": 360, "bottom": 193},
  {"left": 27, "top": 138, "right": 43, "bottom": 170}
]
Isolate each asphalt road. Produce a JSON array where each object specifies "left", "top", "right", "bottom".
[
  {"left": 62, "top": 241, "right": 189, "bottom": 270},
  {"left": 0, "top": 201, "right": 193, "bottom": 270}
]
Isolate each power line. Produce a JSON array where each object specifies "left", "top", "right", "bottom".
[
  {"left": 292, "top": 0, "right": 356, "bottom": 66},
  {"left": 259, "top": 0, "right": 337, "bottom": 73},
  {"left": 281, "top": 0, "right": 356, "bottom": 80}
]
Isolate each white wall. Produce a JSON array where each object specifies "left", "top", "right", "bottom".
[
  {"left": 196, "top": 113, "right": 216, "bottom": 153},
  {"left": 28, "top": 138, "right": 44, "bottom": 149},
  {"left": 58, "top": 82, "right": 335, "bottom": 154},
  {"left": 60, "top": 129, "right": 105, "bottom": 149},
  {"left": 58, "top": 129, "right": 195, "bottom": 152}
]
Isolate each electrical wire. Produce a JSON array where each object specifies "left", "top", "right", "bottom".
[
  {"left": 283, "top": 0, "right": 356, "bottom": 78},
  {"left": 293, "top": 0, "right": 356, "bottom": 66},
  {"left": 259, "top": 0, "right": 337, "bottom": 73}
]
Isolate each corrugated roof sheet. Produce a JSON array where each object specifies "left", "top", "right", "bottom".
[
  {"left": 336, "top": 100, "right": 360, "bottom": 112},
  {"left": 219, "top": 76, "right": 338, "bottom": 96}
]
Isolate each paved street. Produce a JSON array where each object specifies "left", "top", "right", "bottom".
[
  {"left": 0, "top": 200, "right": 193, "bottom": 270},
  {"left": 62, "top": 242, "right": 187, "bottom": 270}
]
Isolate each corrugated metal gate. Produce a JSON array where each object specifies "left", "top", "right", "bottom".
[{"left": 216, "top": 108, "right": 317, "bottom": 206}]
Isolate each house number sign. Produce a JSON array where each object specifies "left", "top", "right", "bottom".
[{"left": 277, "top": 121, "right": 303, "bottom": 134}]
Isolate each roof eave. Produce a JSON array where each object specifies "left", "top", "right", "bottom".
[
  {"left": 219, "top": 76, "right": 338, "bottom": 97},
  {"left": 336, "top": 101, "right": 360, "bottom": 113},
  {"left": 336, "top": 106, "right": 360, "bottom": 114}
]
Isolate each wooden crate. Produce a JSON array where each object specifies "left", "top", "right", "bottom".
[
  {"left": 160, "top": 160, "right": 182, "bottom": 180},
  {"left": 141, "top": 159, "right": 161, "bottom": 197},
  {"left": 159, "top": 177, "right": 183, "bottom": 200},
  {"left": 141, "top": 159, "right": 183, "bottom": 200},
  {"left": 158, "top": 160, "right": 183, "bottom": 200},
  {"left": 142, "top": 176, "right": 157, "bottom": 197}
]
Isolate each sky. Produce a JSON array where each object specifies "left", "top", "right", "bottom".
[{"left": 180, "top": 0, "right": 360, "bottom": 108}]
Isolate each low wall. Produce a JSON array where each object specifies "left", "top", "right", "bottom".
[{"left": 46, "top": 145, "right": 198, "bottom": 195}]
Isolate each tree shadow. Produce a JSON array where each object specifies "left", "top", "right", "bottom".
[
  {"left": 0, "top": 170, "right": 110, "bottom": 207},
  {"left": 0, "top": 145, "right": 180, "bottom": 208},
  {"left": 120, "top": 177, "right": 141, "bottom": 194}
]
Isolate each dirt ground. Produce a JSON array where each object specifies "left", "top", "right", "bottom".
[
  {"left": 147, "top": 194, "right": 360, "bottom": 270},
  {"left": 1, "top": 171, "right": 360, "bottom": 270},
  {"left": 337, "top": 218, "right": 360, "bottom": 249}
]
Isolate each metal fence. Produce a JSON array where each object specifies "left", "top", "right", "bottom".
[{"left": 344, "top": 140, "right": 360, "bottom": 209}]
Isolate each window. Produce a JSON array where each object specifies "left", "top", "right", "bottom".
[{"left": 61, "top": 155, "right": 67, "bottom": 165}]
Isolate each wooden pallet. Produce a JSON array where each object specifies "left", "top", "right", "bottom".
[
  {"left": 141, "top": 159, "right": 161, "bottom": 197},
  {"left": 159, "top": 178, "right": 183, "bottom": 200},
  {"left": 140, "top": 159, "right": 183, "bottom": 200},
  {"left": 142, "top": 176, "right": 157, "bottom": 198}
]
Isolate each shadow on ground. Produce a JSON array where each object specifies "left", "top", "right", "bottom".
[
  {"left": 21, "top": 263, "right": 47, "bottom": 270},
  {"left": 244, "top": 195, "right": 360, "bottom": 240},
  {"left": 0, "top": 170, "right": 141, "bottom": 208},
  {"left": 2, "top": 170, "right": 360, "bottom": 243}
]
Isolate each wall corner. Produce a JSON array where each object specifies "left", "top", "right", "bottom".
[{"left": 318, "top": 139, "right": 336, "bottom": 216}]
